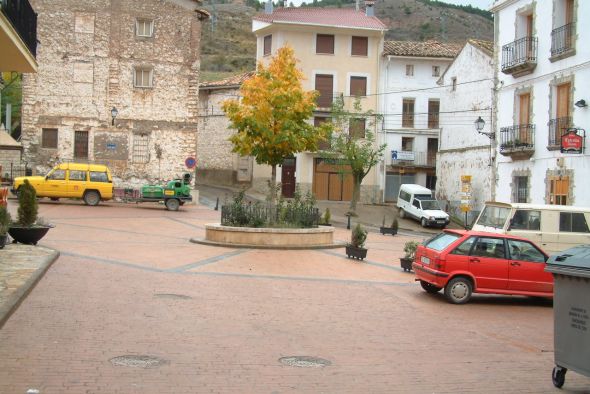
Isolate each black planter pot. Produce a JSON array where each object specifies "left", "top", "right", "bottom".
[
  {"left": 379, "top": 227, "right": 397, "bottom": 236},
  {"left": 0, "top": 234, "right": 7, "bottom": 249},
  {"left": 346, "top": 245, "right": 368, "bottom": 260},
  {"left": 400, "top": 257, "right": 414, "bottom": 272},
  {"left": 8, "top": 226, "right": 51, "bottom": 245}
]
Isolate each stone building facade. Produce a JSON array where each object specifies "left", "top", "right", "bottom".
[
  {"left": 21, "top": 0, "right": 208, "bottom": 187},
  {"left": 197, "top": 71, "right": 254, "bottom": 187}
]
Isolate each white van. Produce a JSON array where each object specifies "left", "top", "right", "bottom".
[
  {"left": 397, "top": 184, "right": 450, "bottom": 228},
  {"left": 472, "top": 201, "right": 590, "bottom": 253}
]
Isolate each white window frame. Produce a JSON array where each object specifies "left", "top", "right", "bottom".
[
  {"left": 405, "top": 64, "right": 414, "bottom": 77},
  {"left": 134, "top": 67, "right": 154, "bottom": 88},
  {"left": 136, "top": 18, "right": 154, "bottom": 38}
]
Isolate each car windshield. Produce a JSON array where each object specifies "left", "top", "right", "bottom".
[
  {"left": 424, "top": 232, "right": 461, "bottom": 251},
  {"left": 476, "top": 205, "right": 511, "bottom": 229},
  {"left": 420, "top": 200, "right": 441, "bottom": 210}
]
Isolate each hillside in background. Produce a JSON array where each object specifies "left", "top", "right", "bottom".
[{"left": 200, "top": 0, "right": 493, "bottom": 82}]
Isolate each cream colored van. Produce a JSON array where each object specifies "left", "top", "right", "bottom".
[{"left": 472, "top": 202, "right": 590, "bottom": 253}]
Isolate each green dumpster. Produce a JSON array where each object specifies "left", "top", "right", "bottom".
[{"left": 545, "top": 245, "right": 590, "bottom": 389}]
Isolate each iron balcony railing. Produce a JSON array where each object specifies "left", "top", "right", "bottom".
[
  {"left": 390, "top": 151, "right": 437, "bottom": 167},
  {"left": 548, "top": 116, "right": 572, "bottom": 146},
  {"left": 501, "top": 36, "right": 537, "bottom": 73},
  {"left": 499, "top": 124, "right": 535, "bottom": 152},
  {"left": 0, "top": 0, "right": 37, "bottom": 57},
  {"left": 551, "top": 23, "right": 575, "bottom": 57}
]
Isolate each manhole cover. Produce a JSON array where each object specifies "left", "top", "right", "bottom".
[
  {"left": 279, "top": 356, "right": 331, "bottom": 368},
  {"left": 154, "top": 293, "right": 192, "bottom": 300},
  {"left": 109, "top": 355, "right": 169, "bottom": 368}
]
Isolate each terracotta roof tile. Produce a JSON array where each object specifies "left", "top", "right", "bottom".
[
  {"left": 253, "top": 7, "right": 387, "bottom": 30},
  {"left": 200, "top": 71, "right": 256, "bottom": 89},
  {"left": 383, "top": 40, "right": 462, "bottom": 58},
  {"left": 468, "top": 39, "right": 494, "bottom": 56}
]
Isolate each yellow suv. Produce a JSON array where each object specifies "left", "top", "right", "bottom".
[{"left": 12, "top": 163, "right": 114, "bottom": 206}]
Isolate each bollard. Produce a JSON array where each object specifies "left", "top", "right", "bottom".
[
  {"left": 346, "top": 214, "right": 351, "bottom": 230},
  {"left": 214, "top": 197, "right": 219, "bottom": 211}
]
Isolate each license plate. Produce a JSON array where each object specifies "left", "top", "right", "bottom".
[
  {"left": 421, "top": 256, "right": 430, "bottom": 265},
  {"left": 164, "top": 190, "right": 175, "bottom": 196}
]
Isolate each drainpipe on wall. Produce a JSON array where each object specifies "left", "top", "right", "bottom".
[{"left": 265, "top": 0, "right": 273, "bottom": 14}]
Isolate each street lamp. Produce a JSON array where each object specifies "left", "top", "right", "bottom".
[
  {"left": 575, "top": 99, "right": 587, "bottom": 108},
  {"left": 111, "top": 107, "right": 119, "bottom": 126},
  {"left": 475, "top": 116, "right": 494, "bottom": 139}
]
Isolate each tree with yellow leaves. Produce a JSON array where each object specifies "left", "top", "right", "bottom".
[{"left": 222, "top": 46, "right": 329, "bottom": 204}]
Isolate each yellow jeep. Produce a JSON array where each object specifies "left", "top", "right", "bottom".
[{"left": 12, "top": 163, "right": 114, "bottom": 206}]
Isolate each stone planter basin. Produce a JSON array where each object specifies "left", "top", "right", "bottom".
[{"left": 192, "top": 224, "right": 343, "bottom": 249}]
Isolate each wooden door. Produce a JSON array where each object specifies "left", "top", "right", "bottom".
[
  {"left": 556, "top": 83, "right": 570, "bottom": 119},
  {"left": 556, "top": 83, "right": 571, "bottom": 141},
  {"left": 519, "top": 93, "right": 530, "bottom": 143},
  {"left": 281, "top": 157, "right": 296, "bottom": 198},
  {"left": 74, "top": 131, "right": 89, "bottom": 159},
  {"left": 566, "top": 0, "right": 574, "bottom": 24}
]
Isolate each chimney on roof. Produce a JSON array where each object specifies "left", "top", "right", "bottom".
[
  {"left": 365, "top": 0, "right": 375, "bottom": 17},
  {"left": 265, "top": 0, "right": 273, "bottom": 14}
]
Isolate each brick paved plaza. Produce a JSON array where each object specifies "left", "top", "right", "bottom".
[{"left": 0, "top": 201, "right": 588, "bottom": 393}]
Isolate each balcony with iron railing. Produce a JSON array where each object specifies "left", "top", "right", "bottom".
[
  {"left": 548, "top": 116, "right": 572, "bottom": 148},
  {"left": 501, "top": 36, "right": 537, "bottom": 77},
  {"left": 1, "top": 0, "right": 37, "bottom": 57},
  {"left": 551, "top": 23, "right": 575, "bottom": 60},
  {"left": 390, "top": 151, "right": 437, "bottom": 168},
  {"left": 499, "top": 124, "right": 535, "bottom": 159}
]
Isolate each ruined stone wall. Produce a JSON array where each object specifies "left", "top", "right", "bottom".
[{"left": 22, "top": 0, "right": 203, "bottom": 186}]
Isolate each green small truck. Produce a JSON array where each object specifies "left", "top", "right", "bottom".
[{"left": 122, "top": 173, "right": 193, "bottom": 211}]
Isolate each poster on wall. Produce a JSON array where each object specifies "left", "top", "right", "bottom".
[{"left": 560, "top": 128, "right": 585, "bottom": 154}]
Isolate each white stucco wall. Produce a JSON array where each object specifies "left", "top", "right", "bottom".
[
  {"left": 437, "top": 42, "right": 494, "bottom": 220},
  {"left": 494, "top": 0, "right": 590, "bottom": 206}
]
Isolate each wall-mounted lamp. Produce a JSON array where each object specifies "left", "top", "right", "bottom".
[
  {"left": 575, "top": 99, "right": 588, "bottom": 108},
  {"left": 475, "top": 116, "right": 495, "bottom": 139},
  {"left": 111, "top": 107, "right": 119, "bottom": 126}
]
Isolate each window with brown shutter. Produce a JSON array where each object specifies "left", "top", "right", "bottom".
[
  {"left": 315, "top": 74, "right": 334, "bottom": 108},
  {"left": 42, "top": 128, "right": 58, "bottom": 149},
  {"left": 316, "top": 34, "right": 335, "bottom": 54},
  {"left": 402, "top": 99, "right": 415, "bottom": 128},
  {"left": 428, "top": 99, "right": 440, "bottom": 128},
  {"left": 349, "top": 118, "right": 366, "bottom": 139},
  {"left": 264, "top": 35, "right": 272, "bottom": 56},
  {"left": 351, "top": 36, "right": 368, "bottom": 56},
  {"left": 350, "top": 76, "right": 367, "bottom": 97}
]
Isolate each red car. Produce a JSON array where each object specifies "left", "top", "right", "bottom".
[{"left": 413, "top": 230, "right": 553, "bottom": 304}]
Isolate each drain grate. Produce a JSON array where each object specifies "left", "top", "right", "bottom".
[
  {"left": 154, "top": 293, "right": 192, "bottom": 300},
  {"left": 109, "top": 355, "right": 169, "bottom": 369},
  {"left": 279, "top": 356, "right": 331, "bottom": 368}
]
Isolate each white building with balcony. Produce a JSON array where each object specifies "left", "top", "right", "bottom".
[
  {"left": 492, "top": 0, "right": 590, "bottom": 206},
  {"left": 379, "top": 40, "right": 461, "bottom": 201}
]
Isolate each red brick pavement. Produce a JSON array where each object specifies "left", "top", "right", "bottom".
[{"left": 0, "top": 201, "right": 588, "bottom": 393}]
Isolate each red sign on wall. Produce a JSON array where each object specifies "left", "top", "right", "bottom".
[{"left": 561, "top": 128, "right": 585, "bottom": 154}]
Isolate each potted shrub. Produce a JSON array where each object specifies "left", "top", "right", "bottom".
[
  {"left": 8, "top": 179, "right": 53, "bottom": 245},
  {"left": 346, "top": 223, "right": 368, "bottom": 260},
  {"left": 380, "top": 216, "right": 398, "bottom": 236},
  {"left": 400, "top": 240, "right": 419, "bottom": 272},
  {"left": 0, "top": 206, "right": 11, "bottom": 249}
]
